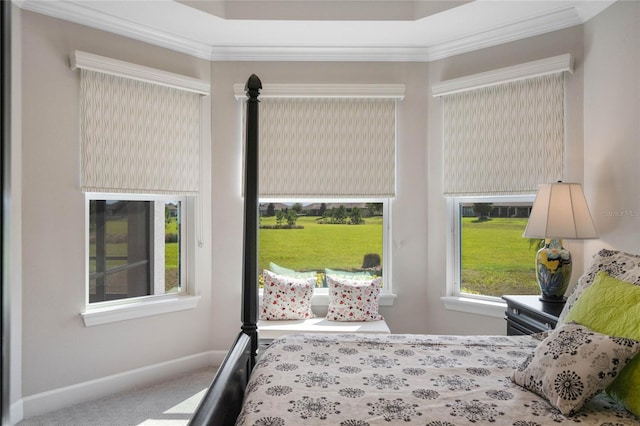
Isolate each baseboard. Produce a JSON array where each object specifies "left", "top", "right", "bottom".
[
  {"left": 10, "top": 399, "right": 24, "bottom": 426},
  {"left": 18, "top": 349, "right": 227, "bottom": 421}
]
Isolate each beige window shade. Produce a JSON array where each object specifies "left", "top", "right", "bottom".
[
  {"left": 80, "top": 69, "right": 201, "bottom": 195},
  {"left": 442, "top": 73, "right": 564, "bottom": 196},
  {"left": 258, "top": 98, "right": 396, "bottom": 198}
]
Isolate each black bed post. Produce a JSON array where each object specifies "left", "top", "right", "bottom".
[{"left": 241, "top": 74, "right": 261, "bottom": 366}]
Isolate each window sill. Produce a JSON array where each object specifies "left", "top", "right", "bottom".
[
  {"left": 441, "top": 296, "right": 506, "bottom": 319},
  {"left": 81, "top": 295, "right": 201, "bottom": 327}
]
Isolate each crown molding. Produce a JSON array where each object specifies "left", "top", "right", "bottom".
[
  {"left": 426, "top": 6, "right": 582, "bottom": 61},
  {"left": 233, "top": 83, "right": 406, "bottom": 99},
  {"left": 15, "top": 0, "right": 215, "bottom": 60},
  {"left": 218, "top": 46, "right": 434, "bottom": 62},
  {"left": 15, "top": 1, "right": 613, "bottom": 63}
]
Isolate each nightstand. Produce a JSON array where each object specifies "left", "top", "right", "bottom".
[{"left": 502, "top": 295, "right": 565, "bottom": 336}]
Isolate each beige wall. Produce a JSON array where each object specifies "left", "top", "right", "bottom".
[
  {"left": 19, "top": 10, "right": 213, "bottom": 400},
  {"left": 10, "top": 3, "right": 23, "bottom": 417},
  {"left": 11, "top": 0, "right": 640, "bottom": 419},
  {"left": 209, "top": 25, "right": 589, "bottom": 342},
  {"left": 583, "top": 0, "right": 640, "bottom": 257},
  {"left": 425, "top": 25, "right": 586, "bottom": 334},
  {"left": 209, "top": 61, "right": 431, "bottom": 345}
]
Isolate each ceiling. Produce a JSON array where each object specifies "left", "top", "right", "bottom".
[{"left": 15, "top": 0, "right": 616, "bottom": 61}]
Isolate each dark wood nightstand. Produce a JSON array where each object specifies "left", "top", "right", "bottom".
[{"left": 502, "top": 295, "right": 565, "bottom": 336}]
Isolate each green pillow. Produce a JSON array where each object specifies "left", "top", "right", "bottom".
[
  {"left": 324, "top": 268, "right": 374, "bottom": 279},
  {"left": 323, "top": 268, "right": 376, "bottom": 287},
  {"left": 564, "top": 270, "right": 640, "bottom": 416},
  {"left": 269, "top": 262, "right": 316, "bottom": 279}
]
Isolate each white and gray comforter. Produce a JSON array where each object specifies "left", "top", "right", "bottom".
[{"left": 236, "top": 333, "right": 639, "bottom": 425}]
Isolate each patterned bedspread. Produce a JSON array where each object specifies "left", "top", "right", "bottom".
[{"left": 236, "top": 333, "right": 640, "bottom": 425}]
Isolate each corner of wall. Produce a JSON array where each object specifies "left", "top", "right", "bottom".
[{"left": 9, "top": 3, "right": 23, "bottom": 425}]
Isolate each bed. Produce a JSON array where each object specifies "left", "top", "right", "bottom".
[
  {"left": 189, "top": 74, "right": 640, "bottom": 425},
  {"left": 235, "top": 332, "right": 639, "bottom": 425}
]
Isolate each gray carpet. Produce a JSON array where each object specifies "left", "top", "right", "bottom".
[{"left": 18, "top": 367, "right": 216, "bottom": 426}]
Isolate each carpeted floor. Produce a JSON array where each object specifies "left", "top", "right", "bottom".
[{"left": 18, "top": 367, "right": 216, "bottom": 426}]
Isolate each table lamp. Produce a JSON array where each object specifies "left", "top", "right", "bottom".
[{"left": 523, "top": 182, "right": 598, "bottom": 302}]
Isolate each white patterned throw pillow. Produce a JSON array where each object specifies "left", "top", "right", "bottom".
[
  {"left": 260, "top": 270, "right": 316, "bottom": 320},
  {"left": 512, "top": 322, "right": 640, "bottom": 416},
  {"left": 326, "top": 275, "right": 383, "bottom": 322}
]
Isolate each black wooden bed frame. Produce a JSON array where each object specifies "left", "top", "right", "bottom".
[{"left": 188, "top": 75, "right": 262, "bottom": 426}]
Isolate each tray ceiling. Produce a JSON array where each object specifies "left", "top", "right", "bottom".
[{"left": 16, "top": 0, "right": 615, "bottom": 61}]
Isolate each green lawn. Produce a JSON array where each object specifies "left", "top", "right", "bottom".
[
  {"left": 461, "top": 217, "right": 539, "bottom": 296},
  {"left": 165, "top": 217, "right": 180, "bottom": 291},
  {"left": 165, "top": 217, "right": 179, "bottom": 268},
  {"left": 258, "top": 215, "right": 539, "bottom": 297},
  {"left": 259, "top": 215, "right": 383, "bottom": 273},
  {"left": 97, "top": 213, "right": 539, "bottom": 298}
]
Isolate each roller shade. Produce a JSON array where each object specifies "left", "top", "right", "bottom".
[
  {"left": 442, "top": 73, "right": 564, "bottom": 196},
  {"left": 80, "top": 69, "right": 201, "bottom": 195},
  {"left": 258, "top": 97, "right": 396, "bottom": 198}
]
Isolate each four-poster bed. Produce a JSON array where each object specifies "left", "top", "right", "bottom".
[
  {"left": 188, "top": 74, "right": 261, "bottom": 425},
  {"left": 189, "top": 75, "right": 640, "bottom": 425}
]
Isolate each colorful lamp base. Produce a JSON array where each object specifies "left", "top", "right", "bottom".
[{"left": 535, "top": 239, "right": 572, "bottom": 303}]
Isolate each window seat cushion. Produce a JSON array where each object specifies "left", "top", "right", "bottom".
[{"left": 257, "top": 317, "right": 390, "bottom": 339}]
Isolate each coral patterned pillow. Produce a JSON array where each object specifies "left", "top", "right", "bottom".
[
  {"left": 260, "top": 270, "right": 316, "bottom": 320},
  {"left": 326, "top": 275, "right": 383, "bottom": 322}
]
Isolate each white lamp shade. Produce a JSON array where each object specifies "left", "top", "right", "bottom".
[{"left": 523, "top": 182, "right": 598, "bottom": 239}]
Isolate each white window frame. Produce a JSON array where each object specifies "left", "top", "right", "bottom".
[
  {"left": 442, "top": 195, "right": 535, "bottom": 318},
  {"left": 71, "top": 52, "right": 210, "bottom": 326},
  {"left": 81, "top": 193, "right": 200, "bottom": 326},
  {"left": 258, "top": 197, "right": 396, "bottom": 307},
  {"left": 236, "top": 83, "right": 403, "bottom": 309},
  {"left": 435, "top": 55, "right": 572, "bottom": 318}
]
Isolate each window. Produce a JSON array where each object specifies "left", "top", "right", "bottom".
[
  {"left": 73, "top": 51, "right": 210, "bottom": 325},
  {"left": 88, "top": 198, "right": 183, "bottom": 303},
  {"left": 235, "top": 83, "right": 403, "bottom": 304},
  {"left": 434, "top": 55, "right": 573, "bottom": 314},
  {"left": 449, "top": 196, "right": 538, "bottom": 300},
  {"left": 259, "top": 200, "right": 389, "bottom": 293}
]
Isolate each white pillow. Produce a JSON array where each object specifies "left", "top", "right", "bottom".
[
  {"left": 511, "top": 322, "right": 640, "bottom": 416},
  {"left": 260, "top": 270, "right": 316, "bottom": 320},
  {"left": 325, "top": 275, "right": 383, "bottom": 322}
]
